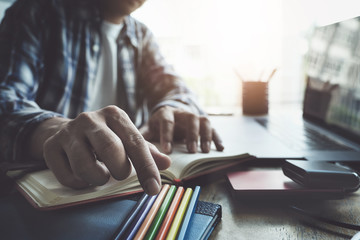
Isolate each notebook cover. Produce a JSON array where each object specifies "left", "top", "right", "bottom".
[
  {"left": 112, "top": 193, "right": 149, "bottom": 240},
  {"left": 186, "top": 201, "right": 222, "bottom": 240},
  {"left": 0, "top": 192, "right": 221, "bottom": 240}
]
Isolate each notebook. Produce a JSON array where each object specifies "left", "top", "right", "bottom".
[
  {"left": 0, "top": 191, "right": 221, "bottom": 240},
  {"left": 218, "top": 16, "right": 360, "bottom": 162},
  {"left": 227, "top": 169, "right": 346, "bottom": 200}
]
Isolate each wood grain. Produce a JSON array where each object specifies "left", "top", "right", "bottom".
[{"left": 199, "top": 178, "right": 360, "bottom": 240}]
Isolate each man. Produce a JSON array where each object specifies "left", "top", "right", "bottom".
[{"left": 0, "top": 0, "right": 224, "bottom": 195}]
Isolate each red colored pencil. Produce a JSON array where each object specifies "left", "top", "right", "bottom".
[{"left": 155, "top": 186, "right": 185, "bottom": 240}]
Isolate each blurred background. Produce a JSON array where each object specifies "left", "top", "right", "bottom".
[
  {"left": 132, "top": 0, "right": 360, "bottom": 113},
  {"left": 1, "top": 0, "right": 360, "bottom": 114}
]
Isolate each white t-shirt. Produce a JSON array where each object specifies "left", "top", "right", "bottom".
[{"left": 87, "top": 21, "right": 123, "bottom": 112}]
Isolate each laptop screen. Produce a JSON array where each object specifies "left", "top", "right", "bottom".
[{"left": 304, "top": 16, "right": 360, "bottom": 140}]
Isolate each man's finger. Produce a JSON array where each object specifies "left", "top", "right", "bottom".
[
  {"left": 159, "top": 109, "right": 175, "bottom": 154},
  {"left": 103, "top": 106, "right": 161, "bottom": 195},
  {"left": 64, "top": 137, "right": 110, "bottom": 186},
  {"left": 86, "top": 126, "right": 131, "bottom": 181},
  {"left": 180, "top": 112, "right": 199, "bottom": 153},
  {"left": 43, "top": 136, "right": 89, "bottom": 189},
  {"left": 199, "top": 117, "right": 212, "bottom": 153},
  {"left": 212, "top": 128, "right": 224, "bottom": 151},
  {"left": 147, "top": 142, "right": 171, "bottom": 170}
]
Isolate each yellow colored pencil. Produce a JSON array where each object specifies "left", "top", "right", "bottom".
[{"left": 166, "top": 188, "right": 193, "bottom": 240}]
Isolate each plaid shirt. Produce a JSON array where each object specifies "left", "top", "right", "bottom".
[{"left": 0, "top": 0, "right": 203, "bottom": 172}]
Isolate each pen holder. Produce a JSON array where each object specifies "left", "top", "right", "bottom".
[{"left": 242, "top": 81, "right": 269, "bottom": 115}]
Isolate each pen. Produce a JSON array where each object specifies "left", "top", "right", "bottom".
[
  {"left": 123, "top": 194, "right": 157, "bottom": 240},
  {"left": 166, "top": 187, "right": 193, "bottom": 240},
  {"left": 112, "top": 192, "right": 149, "bottom": 240},
  {"left": 266, "top": 68, "right": 277, "bottom": 82},
  {"left": 176, "top": 186, "right": 201, "bottom": 240},
  {"left": 134, "top": 184, "right": 171, "bottom": 240},
  {"left": 155, "top": 187, "right": 185, "bottom": 240},
  {"left": 144, "top": 185, "right": 177, "bottom": 240}
]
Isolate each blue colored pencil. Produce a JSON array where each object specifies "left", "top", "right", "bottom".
[
  {"left": 122, "top": 194, "right": 157, "bottom": 240},
  {"left": 177, "top": 186, "right": 201, "bottom": 240}
]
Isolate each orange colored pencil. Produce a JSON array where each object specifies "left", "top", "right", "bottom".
[
  {"left": 155, "top": 186, "right": 185, "bottom": 240},
  {"left": 134, "top": 184, "right": 170, "bottom": 240}
]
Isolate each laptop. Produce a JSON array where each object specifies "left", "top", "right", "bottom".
[{"left": 216, "top": 16, "right": 360, "bottom": 162}]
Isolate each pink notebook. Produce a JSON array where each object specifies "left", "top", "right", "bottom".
[{"left": 227, "top": 169, "right": 346, "bottom": 200}]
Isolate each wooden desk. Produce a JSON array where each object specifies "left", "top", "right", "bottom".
[{"left": 199, "top": 178, "right": 360, "bottom": 240}]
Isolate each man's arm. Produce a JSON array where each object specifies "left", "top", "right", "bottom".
[
  {"left": 0, "top": 0, "right": 60, "bottom": 169},
  {"left": 0, "top": 3, "right": 170, "bottom": 195},
  {"left": 134, "top": 19, "right": 224, "bottom": 154}
]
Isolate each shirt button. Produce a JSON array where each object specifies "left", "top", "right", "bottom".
[{"left": 92, "top": 44, "right": 99, "bottom": 52}]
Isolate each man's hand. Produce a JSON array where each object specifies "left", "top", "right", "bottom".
[
  {"left": 28, "top": 106, "right": 171, "bottom": 195},
  {"left": 141, "top": 106, "right": 224, "bottom": 154}
]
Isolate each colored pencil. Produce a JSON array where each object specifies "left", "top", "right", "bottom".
[
  {"left": 134, "top": 184, "right": 170, "bottom": 240},
  {"left": 155, "top": 187, "right": 185, "bottom": 240},
  {"left": 166, "top": 187, "right": 193, "bottom": 240},
  {"left": 176, "top": 186, "right": 201, "bottom": 240},
  {"left": 123, "top": 194, "right": 157, "bottom": 240},
  {"left": 144, "top": 185, "right": 177, "bottom": 240}
]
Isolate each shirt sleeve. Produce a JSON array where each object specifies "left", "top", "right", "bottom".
[
  {"left": 136, "top": 21, "right": 206, "bottom": 117},
  {"left": 0, "top": 1, "right": 61, "bottom": 172}
]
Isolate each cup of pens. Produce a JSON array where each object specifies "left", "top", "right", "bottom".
[
  {"left": 242, "top": 81, "right": 268, "bottom": 115},
  {"left": 238, "top": 69, "right": 276, "bottom": 115}
]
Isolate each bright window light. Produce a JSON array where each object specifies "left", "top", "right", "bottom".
[{"left": 133, "top": 0, "right": 360, "bottom": 113}]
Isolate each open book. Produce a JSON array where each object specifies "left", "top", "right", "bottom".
[{"left": 12, "top": 144, "right": 252, "bottom": 209}]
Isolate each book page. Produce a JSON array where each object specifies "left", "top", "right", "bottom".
[
  {"left": 164, "top": 143, "right": 250, "bottom": 179},
  {"left": 17, "top": 168, "right": 140, "bottom": 207}
]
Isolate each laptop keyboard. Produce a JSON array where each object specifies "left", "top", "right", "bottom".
[{"left": 255, "top": 118, "right": 354, "bottom": 151}]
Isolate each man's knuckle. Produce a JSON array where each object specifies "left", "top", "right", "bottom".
[
  {"left": 125, "top": 134, "right": 146, "bottom": 153},
  {"left": 128, "top": 133, "right": 145, "bottom": 145},
  {"left": 103, "top": 105, "right": 123, "bottom": 117},
  {"left": 102, "top": 106, "right": 130, "bottom": 123},
  {"left": 75, "top": 112, "right": 97, "bottom": 128},
  {"left": 102, "top": 105, "right": 120, "bottom": 114},
  {"left": 162, "top": 118, "right": 175, "bottom": 126},
  {"left": 200, "top": 116, "right": 210, "bottom": 125}
]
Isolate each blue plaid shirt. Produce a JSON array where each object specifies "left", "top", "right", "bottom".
[{"left": 0, "top": 0, "right": 203, "bottom": 172}]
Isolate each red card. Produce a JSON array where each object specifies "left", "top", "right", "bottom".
[{"left": 226, "top": 169, "right": 345, "bottom": 200}]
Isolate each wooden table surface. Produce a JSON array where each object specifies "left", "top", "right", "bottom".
[{"left": 199, "top": 178, "right": 360, "bottom": 240}]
